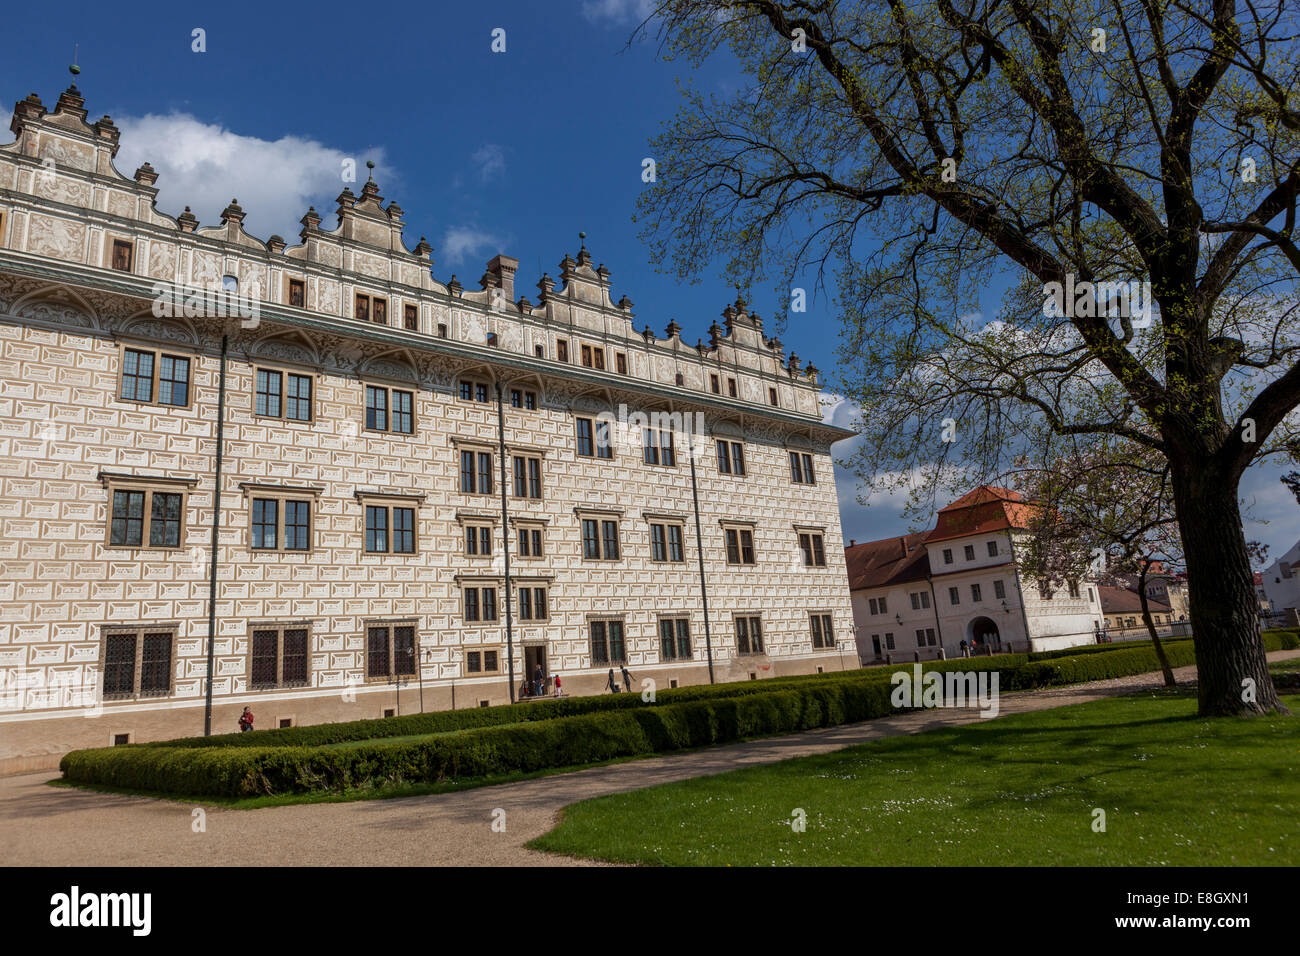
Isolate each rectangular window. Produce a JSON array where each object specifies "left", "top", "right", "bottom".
[
  {"left": 557, "top": 340, "right": 569, "bottom": 363},
  {"left": 725, "top": 527, "right": 756, "bottom": 565},
  {"left": 102, "top": 629, "right": 174, "bottom": 699},
  {"left": 517, "top": 526, "right": 543, "bottom": 557},
  {"left": 798, "top": 532, "right": 827, "bottom": 567},
  {"left": 789, "top": 452, "right": 816, "bottom": 484},
  {"left": 365, "top": 506, "right": 389, "bottom": 553},
  {"left": 1068, "top": 578, "right": 1080, "bottom": 599},
  {"left": 287, "top": 278, "right": 305, "bottom": 307},
  {"left": 994, "top": 579, "right": 1006, "bottom": 600},
  {"left": 365, "top": 623, "right": 416, "bottom": 679},
  {"left": 716, "top": 440, "right": 746, "bottom": 475},
  {"left": 463, "top": 587, "right": 499, "bottom": 623},
  {"left": 642, "top": 428, "right": 676, "bottom": 466},
  {"left": 404, "top": 304, "right": 418, "bottom": 331},
  {"left": 511, "top": 457, "right": 542, "bottom": 499},
  {"left": 869, "top": 597, "right": 879, "bottom": 615},
  {"left": 727, "top": 377, "right": 737, "bottom": 398},
  {"left": 107, "top": 485, "right": 187, "bottom": 549},
  {"left": 810, "top": 613, "right": 835, "bottom": 649},
  {"left": 949, "top": 586, "right": 960, "bottom": 605},
  {"left": 458, "top": 449, "right": 494, "bottom": 494},
  {"left": 355, "top": 293, "right": 387, "bottom": 325},
  {"left": 365, "top": 385, "right": 414, "bottom": 434},
  {"left": 943, "top": 548, "right": 953, "bottom": 564},
  {"left": 987, "top": 540, "right": 999, "bottom": 557},
  {"left": 119, "top": 347, "right": 190, "bottom": 407},
  {"left": 650, "top": 522, "right": 685, "bottom": 563},
  {"left": 465, "top": 523, "right": 493, "bottom": 556},
  {"left": 590, "top": 619, "right": 626, "bottom": 665},
  {"left": 580, "top": 518, "right": 620, "bottom": 560},
  {"left": 964, "top": 544, "right": 976, "bottom": 561},
  {"left": 250, "top": 625, "right": 310, "bottom": 689},
  {"left": 616, "top": 353, "right": 627, "bottom": 375},
  {"left": 735, "top": 615, "right": 764, "bottom": 654},
  {"left": 710, "top": 373, "right": 720, "bottom": 394},
  {"left": 465, "top": 648, "right": 503, "bottom": 675},
  {"left": 460, "top": 380, "right": 491, "bottom": 403},
  {"left": 769, "top": 386, "right": 778, "bottom": 406},
  {"left": 884, "top": 632, "right": 896, "bottom": 651},
  {"left": 518, "top": 587, "right": 549, "bottom": 621},
  {"left": 659, "top": 618, "right": 692, "bottom": 660},
  {"left": 971, "top": 583, "right": 982, "bottom": 602},
  {"left": 111, "top": 239, "right": 134, "bottom": 272},
  {"left": 255, "top": 369, "right": 313, "bottom": 421},
  {"left": 575, "top": 418, "right": 613, "bottom": 459},
  {"left": 915, "top": 628, "right": 937, "bottom": 648},
  {"left": 256, "top": 370, "right": 283, "bottom": 418},
  {"left": 249, "top": 495, "right": 312, "bottom": 551}
]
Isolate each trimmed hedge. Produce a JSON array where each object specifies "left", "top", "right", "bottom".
[{"left": 62, "top": 636, "right": 1267, "bottom": 799}]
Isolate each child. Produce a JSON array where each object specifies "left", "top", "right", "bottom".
[{"left": 553, "top": 675, "right": 562, "bottom": 697}]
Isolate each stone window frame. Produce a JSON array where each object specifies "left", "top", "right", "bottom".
[
  {"left": 580, "top": 343, "right": 606, "bottom": 370},
  {"left": 452, "top": 438, "right": 497, "bottom": 496},
  {"left": 657, "top": 615, "right": 693, "bottom": 661},
  {"left": 461, "top": 583, "right": 501, "bottom": 624},
  {"left": 246, "top": 620, "right": 313, "bottom": 691},
  {"left": 644, "top": 511, "right": 688, "bottom": 564},
  {"left": 0, "top": 209, "right": 7, "bottom": 247},
  {"left": 115, "top": 341, "right": 196, "bottom": 410},
  {"left": 354, "top": 291, "right": 389, "bottom": 325},
  {"left": 284, "top": 275, "right": 307, "bottom": 308},
  {"left": 362, "top": 619, "right": 418, "bottom": 683},
  {"left": 576, "top": 507, "right": 624, "bottom": 562},
  {"left": 355, "top": 491, "right": 424, "bottom": 556},
  {"left": 809, "top": 612, "right": 836, "bottom": 649},
  {"left": 465, "top": 645, "right": 504, "bottom": 676},
  {"left": 795, "top": 525, "right": 828, "bottom": 568},
  {"left": 720, "top": 519, "right": 758, "bottom": 566},
  {"left": 511, "top": 517, "right": 547, "bottom": 561},
  {"left": 252, "top": 363, "right": 316, "bottom": 423},
  {"left": 517, "top": 584, "right": 550, "bottom": 622},
  {"left": 239, "top": 482, "right": 322, "bottom": 554},
  {"left": 98, "top": 471, "right": 198, "bottom": 552},
  {"left": 99, "top": 623, "right": 178, "bottom": 701},
  {"left": 363, "top": 382, "right": 416, "bottom": 436},
  {"left": 733, "top": 613, "right": 765, "bottom": 655},
  {"left": 402, "top": 301, "right": 419, "bottom": 331},
  {"left": 508, "top": 386, "right": 538, "bottom": 410},
  {"left": 574, "top": 415, "right": 615, "bottom": 460},
  {"left": 715, "top": 439, "right": 747, "bottom": 476},
  {"left": 641, "top": 426, "right": 677, "bottom": 467},
  {"left": 458, "top": 378, "right": 493, "bottom": 404},
  {"left": 556, "top": 339, "right": 570, "bottom": 363},
  {"left": 587, "top": 615, "right": 628, "bottom": 665},
  {"left": 106, "top": 234, "right": 135, "bottom": 273},
  {"left": 511, "top": 454, "right": 545, "bottom": 500},
  {"left": 788, "top": 450, "right": 816, "bottom": 485}
]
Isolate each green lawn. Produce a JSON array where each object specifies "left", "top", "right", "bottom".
[{"left": 529, "top": 691, "right": 1300, "bottom": 866}]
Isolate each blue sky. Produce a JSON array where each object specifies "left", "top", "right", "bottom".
[{"left": 3, "top": 0, "right": 1298, "bottom": 563}]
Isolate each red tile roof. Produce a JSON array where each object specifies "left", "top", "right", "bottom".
[
  {"left": 924, "top": 486, "right": 1039, "bottom": 545},
  {"left": 844, "top": 532, "right": 931, "bottom": 590},
  {"left": 1098, "top": 585, "right": 1171, "bottom": 616}
]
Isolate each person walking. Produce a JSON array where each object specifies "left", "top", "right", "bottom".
[
  {"left": 238, "top": 707, "right": 254, "bottom": 733},
  {"left": 607, "top": 668, "right": 620, "bottom": 693},
  {"left": 534, "top": 664, "right": 545, "bottom": 697},
  {"left": 960, "top": 638, "right": 968, "bottom": 658},
  {"left": 621, "top": 664, "right": 633, "bottom": 694}
]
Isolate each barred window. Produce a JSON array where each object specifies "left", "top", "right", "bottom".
[
  {"left": 250, "top": 626, "right": 310, "bottom": 689},
  {"left": 466, "top": 648, "right": 503, "bottom": 675},
  {"left": 735, "top": 615, "right": 764, "bottom": 654},
  {"left": 102, "top": 629, "right": 174, "bottom": 699},
  {"left": 366, "top": 623, "right": 416, "bottom": 679}
]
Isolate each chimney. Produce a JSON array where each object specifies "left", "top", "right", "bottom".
[
  {"left": 850, "top": 539, "right": 856, "bottom": 547},
  {"left": 483, "top": 254, "right": 519, "bottom": 303}
]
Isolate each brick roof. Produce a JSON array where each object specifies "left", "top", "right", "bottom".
[{"left": 1098, "top": 585, "right": 1171, "bottom": 616}]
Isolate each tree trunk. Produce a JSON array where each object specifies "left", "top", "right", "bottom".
[
  {"left": 1136, "top": 562, "right": 1177, "bottom": 688},
  {"left": 1171, "top": 464, "right": 1289, "bottom": 716}
]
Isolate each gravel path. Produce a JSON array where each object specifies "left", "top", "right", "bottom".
[{"left": 3, "top": 651, "right": 1296, "bottom": 867}]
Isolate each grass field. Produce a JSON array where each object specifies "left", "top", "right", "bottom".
[{"left": 529, "top": 690, "right": 1300, "bottom": 866}]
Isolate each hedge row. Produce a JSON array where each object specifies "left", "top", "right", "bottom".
[
  {"left": 63, "top": 636, "right": 1266, "bottom": 798},
  {"left": 62, "top": 680, "right": 901, "bottom": 798}
]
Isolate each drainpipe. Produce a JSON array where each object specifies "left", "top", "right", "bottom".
[
  {"left": 927, "top": 577, "right": 944, "bottom": 655},
  {"left": 689, "top": 444, "right": 715, "bottom": 683},
  {"left": 202, "top": 334, "right": 228, "bottom": 736},
  {"left": 495, "top": 383, "right": 516, "bottom": 702}
]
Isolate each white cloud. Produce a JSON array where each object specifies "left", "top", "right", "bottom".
[
  {"left": 470, "top": 143, "right": 506, "bottom": 183},
  {"left": 581, "top": 0, "right": 655, "bottom": 23},
  {"left": 440, "top": 226, "right": 502, "bottom": 268},
  {"left": 111, "top": 112, "right": 385, "bottom": 242}
]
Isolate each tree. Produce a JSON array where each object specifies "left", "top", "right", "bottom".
[{"left": 636, "top": 0, "right": 1298, "bottom": 716}]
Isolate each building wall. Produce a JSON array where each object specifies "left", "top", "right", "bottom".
[{"left": 0, "top": 85, "right": 856, "bottom": 771}]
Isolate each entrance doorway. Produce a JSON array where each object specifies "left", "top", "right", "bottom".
[
  {"left": 871, "top": 635, "right": 882, "bottom": 657},
  {"left": 969, "top": 616, "right": 1001, "bottom": 649},
  {"left": 523, "top": 645, "right": 548, "bottom": 697}
]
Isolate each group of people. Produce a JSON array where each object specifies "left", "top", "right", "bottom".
[{"left": 521, "top": 665, "right": 562, "bottom": 699}]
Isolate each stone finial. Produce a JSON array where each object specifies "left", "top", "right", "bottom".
[
  {"left": 335, "top": 187, "right": 357, "bottom": 208},
  {"left": 641, "top": 324, "right": 655, "bottom": 342},
  {"left": 708, "top": 321, "right": 724, "bottom": 347},
  {"left": 93, "top": 115, "right": 121, "bottom": 152},
  {"left": 616, "top": 295, "right": 633, "bottom": 311},
  {"left": 665, "top": 319, "right": 681, "bottom": 339},
  {"left": 413, "top": 236, "right": 433, "bottom": 259},
  {"left": 267, "top": 235, "right": 287, "bottom": 254},
  {"left": 133, "top": 162, "right": 158, "bottom": 186},
  {"left": 537, "top": 273, "right": 555, "bottom": 302},
  {"left": 300, "top": 206, "right": 322, "bottom": 231},
  {"left": 749, "top": 311, "right": 763, "bottom": 330},
  {"left": 516, "top": 296, "right": 533, "bottom": 314},
  {"left": 767, "top": 336, "right": 782, "bottom": 353},
  {"left": 386, "top": 202, "right": 404, "bottom": 222},
  {"left": 360, "top": 178, "right": 383, "bottom": 204},
  {"left": 54, "top": 84, "right": 87, "bottom": 120},
  {"left": 177, "top": 206, "right": 199, "bottom": 232},
  {"left": 448, "top": 275, "right": 463, "bottom": 296},
  {"left": 596, "top": 263, "right": 610, "bottom": 281},
  {"left": 787, "top": 351, "right": 802, "bottom": 374},
  {"left": 805, "top": 362, "right": 819, "bottom": 383},
  {"left": 220, "top": 198, "right": 246, "bottom": 225},
  {"left": 13, "top": 93, "right": 47, "bottom": 130}
]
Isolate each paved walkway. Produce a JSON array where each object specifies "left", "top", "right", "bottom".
[{"left": 3, "top": 652, "right": 1295, "bottom": 866}]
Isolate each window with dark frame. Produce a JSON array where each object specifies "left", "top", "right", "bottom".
[
  {"left": 516, "top": 525, "right": 543, "bottom": 557},
  {"left": 404, "top": 304, "right": 418, "bottom": 330},
  {"left": 364, "top": 503, "right": 416, "bottom": 554},
  {"left": 964, "top": 544, "right": 976, "bottom": 560},
  {"left": 798, "top": 532, "right": 827, "bottom": 567},
  {"left": 987, "top": 540, "right": 999, "bottom": 557},
  {"left": 102, "top": 629, "right": 174, "bottom": 699},
  {"left": 769, "top": 386, "right": 778, "bottom": 406},
  {"left": 810, "top": 613, "right": 835, "bottom": 649},
  {"left": 642, "top": 427, "right": 676, "bottom": 466},
  {"left": 120, "top": 347, "right": 190, "bottom": 407},
  {"left": 250, "top": 495, "right": 312, "bottom": 551},
  {"left": 725, "top": 527, "right": 756, "bottom": 565},
  {"left": 616, "top": 352, "right": 627, "bottom": 374},
  {"left": 250, "top": 625, "right": 310, "bottom": 689},
  {"left": 287, "top": 278, "right": 306, "bottom": 307},
  {"left": 459, "top": 449, "right": 495, "bottom": 494},
  {"left": 355, "top": 293, "right": 387, "bottom": 325},
  {"left": 512, "top": 456, "right": 543, "bottom": 499},
  {"left": 111, "top": 239, "right": 134, "bottom": 272},
  {"left": 255, "top": 369, "right": 313, "bottom": 422},
  {"left": 659, "top": 618, "right": 692, "bottom": 660},
  {"left": 108, "top": 486, "right": 184, "bottom": 549},
  {"left": 994, "top": 579, "right": 1007, "bottom": 600},
  {"left": 365, "top": 623, "right": 416, "bottom": 679},
  {"left": 463, "top": 587, "right": 499, "bottom": 623},
  {"left": 789, "top": 451, "right": 816, "bottom": 484},
  {"left": 589, "top": 619, "right": 626, "bottom": 664},
  {"left": 735, "top": 615, "right": 764, "bottom": 654},
  {"left": 465, "top": 648, "right": 502, "bottom": 675},
  {"left": 365, "top": 385, "right": 413, "bottom": 434},
  {"left": 557, "top": 340, "right": 569, "bottom": 363},
  {"left": 518, "top": 586, "right": 549, "bottom": 621}
]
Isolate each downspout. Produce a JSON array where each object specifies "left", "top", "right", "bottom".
[
  {"left": 202, "top": 334, "right": 228, "bottom": 736},
  {"left": 495, "top": 383, "right": 516, "bottom": 703}
]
